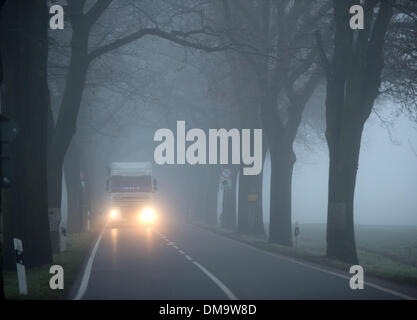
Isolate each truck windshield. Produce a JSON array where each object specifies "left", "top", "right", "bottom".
[{"left": 110, "top": 175, "right": 152, "bottom": 192}]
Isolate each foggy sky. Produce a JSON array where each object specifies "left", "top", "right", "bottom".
[{"left": 289, "top": 112, "right": 417, "bottom": 226}]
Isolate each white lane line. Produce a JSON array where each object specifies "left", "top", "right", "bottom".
[
  {"left": 202, "top": 228, "right": 416, "bottom": 300},
  {"left": 156, "top": 231, "right": 238, "bottom": 301},
  {"left": 192, "top": 261, "right": 238, "bottom": 300},
  {"left": 73, "top": 223, "right": 107, "bottom": 300}
]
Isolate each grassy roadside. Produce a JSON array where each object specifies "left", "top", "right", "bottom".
[
  {"left": 4, "top": 231, "right": 96, "bottom": 300},
  {"left": 193, "top": 221, "right": 417, "bottom": 288}
]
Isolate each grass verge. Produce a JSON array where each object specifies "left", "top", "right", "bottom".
[
  {"left": 4, "top": 231, "right": 96, "bottom": 300},
  {"left": 193, "top": 221, "right": 417, "bottom": 288}
]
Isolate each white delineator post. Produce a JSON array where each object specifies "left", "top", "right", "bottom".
[
  {"left": 13, "top": 238, "right": 28, "bottom": 295},
  {"left": 87, "top": 211, "right": 91, "bottom": 231}
]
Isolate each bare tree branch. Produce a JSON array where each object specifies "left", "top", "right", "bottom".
[{"left": 87, "top": 27, "right": 231, "bottom": 62}]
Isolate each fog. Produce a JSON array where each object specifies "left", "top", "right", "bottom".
[
  {"left": 291, "top": 113, "right": 417, "bottom": 226},
  {"left": 2, "top": 0, "right": 417, "bottom": 301},
  {"left": 49, "top": 28, "right": 417, "bottom": 236},
  {"left": 67, "top": 38, "right": 417, "bottom": 228}
]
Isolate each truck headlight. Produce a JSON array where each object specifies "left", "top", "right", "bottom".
[
  {"left": 110, "top": 209, "right": 119, "bottom": 219},
  {"left": 140, "top": 207, "right": 156, "bottom": 224}
]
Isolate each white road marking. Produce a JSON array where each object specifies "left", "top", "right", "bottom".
[
  {"left": 157, "top": 231, "right": 238, "bottom": 300},
  {"left": 192, "top": 261, "right": 238, "bottom": 300},
  {"left": 73, "top": 222, "right": 108, "bottom": 300},
  {"left": 202, "top": 227, "right": 416, "bottom": 300}
]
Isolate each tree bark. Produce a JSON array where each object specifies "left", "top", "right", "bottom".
[
  {"left": 236, "top": 125, "right": 267, "bottom": 237},
  {"left": 0, "top": 0, "right": 6, "bottom": 300},
  {"left": 316, "top": 0, "right": 393, "bottom": 264},
  {"left": 1, "top": 0, "right": 52, "bottom": 268},
  {"left": 65, "top": 140, "right": 83, "bottom": 234},
  {"left": 326, "top": 120, "right": 363, "bottom": 264},
  {"left": 268, "top": 145, "right": 295, "bottom": 246},
  {"left": 228, "top": 53, "right": 266, "bottom": 236},
  {"left": 205, "top": 165, "right": 220, "bottom": 225},
  {"left": 47, "top": 20, "right": 89, "bottom": 242},
  {"left": 237, "top": 171, "right": 265, "bottom": 236}
]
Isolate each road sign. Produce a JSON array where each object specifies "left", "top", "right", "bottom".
[
  {"left": 220, "top": 168, "right": 232, "bottom": 190},
  {"left": 221, "top": 168, "right": 232, "bottom": 179},
  {"left": 221, "top": 167, "right": 233, "bottom": 190}
]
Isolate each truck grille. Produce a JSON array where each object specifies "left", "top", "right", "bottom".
[{"left": 112, "top": 194, "right": 150, "bottom": 202}]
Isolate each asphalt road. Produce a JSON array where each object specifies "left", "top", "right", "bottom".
[{"left": 77, "top": 221, "right": 416, "bottom": 300}]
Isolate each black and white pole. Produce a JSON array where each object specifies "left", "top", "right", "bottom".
[{"left": 13, "top": 238, "right": 27, "bottom": 295}]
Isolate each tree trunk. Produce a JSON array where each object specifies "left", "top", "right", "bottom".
[
  {"left": 1, "top": 0, "right": 52, "bottom": 268},
  {"left": 236, "top": 105, "right": 266, "bottom": 236},
  {"left": 65, "top": 140, "right": 83, "bottom": 234},
  {"left": 205, "top": 165, "right": 220, "bottom": 225},
  {"left": 318, "top": 0, "right": 393, "bottom": 265},
  {"left": 47, "top": 26, "right": 89, "bottom": 247},
  {"left": 268, "top": 145, "right": 295, "bottom": 246},
  {"left": 325, "top": 119, "right": 363, "bottom": 264},
  {"left": 47, "top": 152, "right": 63, "bottom": 253},
  {"left": 0, "top": 0, "right": 6, "bottom": 300},
  {"left": 237, "top": 170, "right": 265, "bottom": 236}
]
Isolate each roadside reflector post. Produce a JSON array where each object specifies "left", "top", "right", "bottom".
[
  {"left": 13, "top": 238, "right": 27, "bottom": 295},
  {"left": 294, "top": 222, "right": 300, "bottom": 250},
  {"left": 87, "top": 211, "right": 91, "bottom": 231}
]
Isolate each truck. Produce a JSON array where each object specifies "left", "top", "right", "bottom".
[{"left": 106, "top": 162, "right": 157, "bottom": 226}]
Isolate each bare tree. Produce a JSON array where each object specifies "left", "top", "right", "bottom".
[
  {"left": 47, "top": 0, "right": 233, "bottom": 235},
  {"left": 384, "top": 1, "right": 417, "bottom": 121},
  {"left": 316, "top": 0, "right": 394, "bottom": 263},
  {"left": 221, "top": 0, "right": 329, "bottom": 243}
]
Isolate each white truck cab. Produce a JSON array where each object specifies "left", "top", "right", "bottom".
[{"left": 106, "top": 162, "right": 157, "bottom": 225}]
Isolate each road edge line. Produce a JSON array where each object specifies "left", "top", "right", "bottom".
[
  {"left": 73, "top": 223, "right": 107, "bottom": 300},
  {"left": 192, "top": 261, "right": 238, "bottom": 300},
  {"left": 192, "top": 223, "right": 416, "bottom": 300}
]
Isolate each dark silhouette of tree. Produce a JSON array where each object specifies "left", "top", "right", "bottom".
[
  {"left": 47, "top": 0, "right": 233, "bottom": 231},
  {"left": 1, "top": 0, "right": 52, "bottom": 268},
  {"left": 221, "top": 0, "right": 329, "bottom": 243},
  {"left": 0, "top": 0, "right": 7, "bottom": 301},
  {"left": 316, "top": 0, "right": 394, "bottom": 263},
  {"left": 384, "top": 1, "right": 417, "bottom": 121}
]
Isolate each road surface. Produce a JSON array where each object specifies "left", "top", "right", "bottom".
[{"left": 74, "top": 221, "right": 416, "bottom": 300}]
